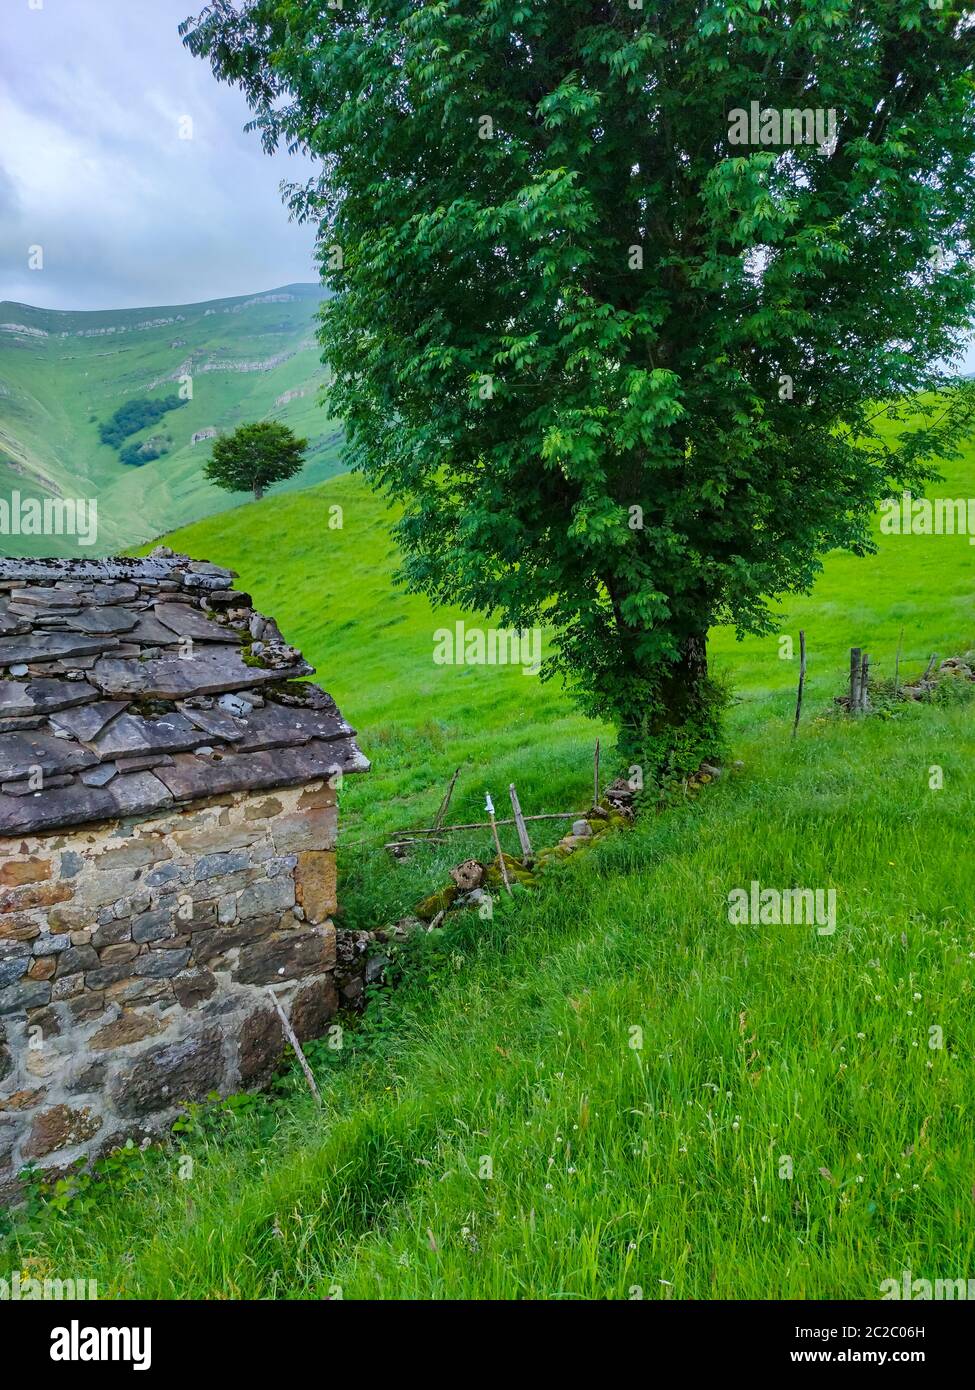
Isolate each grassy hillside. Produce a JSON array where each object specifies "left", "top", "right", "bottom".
[
  {"left": 4, "top": 442, "right": 974, "bottom": 1299},
  {"left": 0, "top": 284, "right": 340, "bottom": 557}
]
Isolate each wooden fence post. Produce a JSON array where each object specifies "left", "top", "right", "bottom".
[
  {"left": 792, "top": 629, "right": 806, "bottom": 738},
  {"left": 508, "top": 783, "right": 533, "bottom": 864},
  {"left": 850, "top": 647, "right": 862, "bottom": 713},
  {"left": 433, "top": 767, "right": 460, "bottom": 832},
  {"left": 485, "top": 793, "right": 513, "bottom": 895}
]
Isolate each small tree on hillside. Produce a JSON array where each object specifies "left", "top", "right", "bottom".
[
  {"left": 185, "top": 2, "right": 975, "bottom": 780},
  {"left": 204, "top": 421, "right": 308, "bottom": 502}
]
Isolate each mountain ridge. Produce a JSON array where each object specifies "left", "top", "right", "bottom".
[{"left": 0, "top": 281, "right": 323, "bottom": 329}]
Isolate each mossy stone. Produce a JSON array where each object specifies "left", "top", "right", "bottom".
[
  {"left": 413, "top": 884, "right": 459, "bottom": 921},
  {"left": 483, "top": 854, "right": 536, "bottom": 890}
]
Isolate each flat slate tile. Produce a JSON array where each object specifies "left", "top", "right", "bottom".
[
  {"left": 124, "top": 613, "right": 190, "bottom": 645},
  {"left": 0, "top": 769, "right": 171, "bottom": 835},
  {"left": 92, "top": 711, "right": 210, "bottom": 759},
  {"left": 0, "top": 632, "right": 119, "bottom": 665},
  {"left": 155, "top": 737, "right": 369, "bottom": 801},
  {"left": 177, "top": 705, "right": 246, "bottom": 742},
  {"left": 108, "top": 771, "right": 174, "bottom": 815},
  {"left": 7, "top": 586, "right": 85, "bottom": 608},
  {"left": 0, "top": 678, "right": 97, "bottom": 717},
  {"left": 0, "top": 600, "right": 31, "bottom": 637},
  {"left": 114, "top": 752, "right": 176, "bottom": 774},
  {"left": 0, "top": 729, "right": 98, "bottom": 781},
  {"left": 48, "top": 700, "right": 128, "bottom": 743},
  {"left": 64, "top": 607, "right": 141, "bottom": 636},
  {"left": 0, "top": 558, "right": 178, "bottom": 583},
  {"left": 232, "top": 702, "right": 355, "bottom": 752},
  {"left": 154, "top": 603, "right": 240, "bottom": 644},
  {"left": 92, "top": 583, "right": 139, "bottom": 603},
  {"left": 91, "top": 649, "right": 312, "bottom": 699},
  {"left": 81, "top": 762, "right": 118, "bottom": 787},
  {"left": 2, "top": 773, "right": 74, "bottom": 795}
]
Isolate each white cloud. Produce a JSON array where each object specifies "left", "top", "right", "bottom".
[{"left": 0, "top": 0, "right": 318, "bottom": 310}]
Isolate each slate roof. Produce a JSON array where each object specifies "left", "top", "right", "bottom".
[{"left": 0, "top": 550, "right": 368, "bottom": 837}]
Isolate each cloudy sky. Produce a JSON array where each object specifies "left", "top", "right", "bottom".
[
  {"left": 0, "top": 0, "right": 318, "bottom": 310},
  {"left": 1, "top": 3, "right": 973, "bottom": 370}
]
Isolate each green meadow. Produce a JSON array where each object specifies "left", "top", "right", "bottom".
[{"left": 3, "top": 438, "right": 973, "bottom": 1300}]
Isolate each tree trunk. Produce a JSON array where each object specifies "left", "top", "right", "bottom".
[
  {"left": 614, "top": 628, "right": 721, "bottom": 782},
  {"left": 654, "top": 633, "right": 710, "bottom": 726},
  {"left": 602, "top": 572, "right": 720, "bottom": 783},
  {"left": 253, "top": 483, "right": 264, "bottom": 502}
]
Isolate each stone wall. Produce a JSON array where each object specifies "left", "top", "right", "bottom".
[{"left": 0, "top": 778, "right": 342, "bottom": 1203}]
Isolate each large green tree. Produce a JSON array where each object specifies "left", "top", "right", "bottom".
[
  {"left": 204, "top": 421, "right": 308, "bottom": 501},
  {"left": 185, "top": 1, "right": 975, "bottom": 777}
]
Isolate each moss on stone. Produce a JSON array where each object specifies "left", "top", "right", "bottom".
[
  {"left": 483, "top": 853, "right": 536, "bottom": 890},
  {"left": 239, "top": 643, "right": 266, "bottom": 669},
  {"left": 413, "top": 884, "right": 459, "bottom": 921}
]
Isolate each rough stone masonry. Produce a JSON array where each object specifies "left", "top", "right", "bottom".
[{"left": 0, "top": 552, "right": 369, "bottom": 1203}]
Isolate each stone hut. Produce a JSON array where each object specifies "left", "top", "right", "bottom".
[{"left": 0, "top": 551, "right": 368, "bottom": 1201}]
